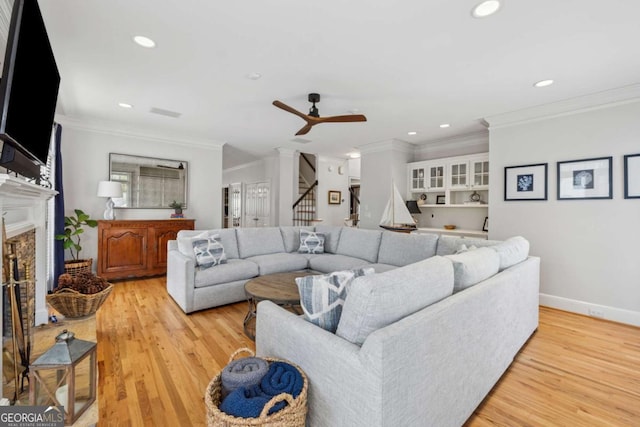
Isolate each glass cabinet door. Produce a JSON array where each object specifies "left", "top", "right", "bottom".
[
  {"left": 428, "top": 165, "right": 445, "bottom": 190},
  {"left": 472, "top": 160, "right": 489, "bottom": 188},
  {"left": 411, "top": 167, "right": 426, "bottom": 190},
  {"left": 449, "top": 162, "right": 468, "bottom": 188}
]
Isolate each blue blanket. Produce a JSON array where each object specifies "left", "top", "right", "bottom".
[
  {"left": 221, "top": 357, "right": 269, "bottom": 399},
  {"left": 219, "top": 361, "right": 303, "bottom": 418}
]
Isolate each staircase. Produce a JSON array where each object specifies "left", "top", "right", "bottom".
[{"left": 293, "top": 153, "right": 317, "bottom": 226}]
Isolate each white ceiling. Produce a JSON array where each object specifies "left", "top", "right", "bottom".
[{"left": 37, "top": 0, "right": 640, "bottom": 168}]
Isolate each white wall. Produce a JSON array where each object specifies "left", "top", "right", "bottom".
[
  {"left": 59, "top": 121, "right": 223, "bottom": 263},
  {"left": 359, "top": 140, "right": 414, "bottom": 230},
  {"left": 317, "top": 156, "right": 350, "bottom": 226},
  {"left": 489, "top": 100, "right": 640, "bottom": 325}
]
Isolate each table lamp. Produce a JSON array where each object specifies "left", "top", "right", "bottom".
[{"left": 97, "top": 181, "right": 123, "bottom": 220}]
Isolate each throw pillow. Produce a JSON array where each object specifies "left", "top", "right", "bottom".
[
  {"left": 298, "top": 230, "right": 325, "bottom": 254},
  {"left": 295, "top": 268, "right": 374, "bottom": 333},
  {"left": 445, "top": 247, "right": 500, "bottom": 292},
  {"left": 455, "top": 244, "right": 478, "bottom": 254},
  {"left": 192, "top": 234, "right": 227, "bottom": 268}
]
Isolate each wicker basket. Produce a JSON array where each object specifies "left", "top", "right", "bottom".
[
  {"left": 205, "top": 348, "right": 308, "bottom": 427},
  {"left": 46, "top": 283, "right": 113, "bottom": 318},
  {"left": 64, "top": 258, "right": 93, "bottom": 277}
]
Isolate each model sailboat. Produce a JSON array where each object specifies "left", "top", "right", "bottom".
[{"left": 379, "top": 183, "right": 417, "bottom": 233}]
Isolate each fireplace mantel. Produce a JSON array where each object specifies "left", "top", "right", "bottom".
[{"left": 0, "top": 173, "right": 57, "bottom": 326}]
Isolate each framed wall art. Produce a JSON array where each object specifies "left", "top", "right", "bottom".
[
  {"left": 504, "top": 163, "right": 548, "bottom": 201},
  {"left": 624, "top": 153, "right": 640, "bottom": 199},
  {"left": 328, "top": 190, "right": 341, "bottom": 204},
  {"left": 436, "top": 195, "right": 446, "bottom": 205},
  {"left": 557, "top": 156, "right": 612, "bottom": 200}
]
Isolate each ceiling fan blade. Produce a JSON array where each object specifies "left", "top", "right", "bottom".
[
  {"left": 318, "top": 114, "right": 367, "bottom": 123},
  {"left": 295, "top": 123, "right": 314, "bottom": 135},
  {"left": 273, "top": 100, "right": 310, "bottom": 120}
]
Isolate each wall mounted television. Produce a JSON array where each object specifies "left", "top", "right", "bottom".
[{"left": 0, "top": 0, "right": 60, "bottom": 180}]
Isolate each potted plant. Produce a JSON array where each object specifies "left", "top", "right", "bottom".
[
  {"left": 169, "top": 200, "right": 184, "bottom": 215},
  {"left": 55, "top": 209, "right": 98, "bottom": 275}
]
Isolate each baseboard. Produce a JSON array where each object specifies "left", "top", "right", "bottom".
[{"left": 539, "top": 293, "right": 640, "bottom": 327}]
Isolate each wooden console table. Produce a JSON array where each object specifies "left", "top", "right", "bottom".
[{"left": 97, "top": 219, "right": 195, "bottom": 280}]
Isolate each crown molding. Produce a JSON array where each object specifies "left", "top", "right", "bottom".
[
  {"left": 358, "top": 138, "right": 415, "bottom": 155},
  {"left": 55, "top": 115, "right": 225, "bottom": 151},
  {"left": 485, "top": 84, "right": 640, "bottom": 129},
  {"left": 223, "top": 158, "right": 265, "bottom": 173},
  {"left": 275, "top": 147, "right": 296, "bottom": 157}
]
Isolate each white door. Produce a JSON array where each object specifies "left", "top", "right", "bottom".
[{"left": 244, "top": 181, "right": 271, "bottom": 227}]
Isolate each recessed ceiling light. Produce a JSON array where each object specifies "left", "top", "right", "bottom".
[
  {"left": 133, "top": 35, "right": 156, "bottom": 48},
  {"left": 534, "top": 79, "right": 554, "bottom": 88},
  {"left": 118, "top": 103, "right": 133, "bottom": 109},
  {"left": 407, "top": 131, "right": 417, "bottom": 136},
  {"left": 440, "top": 123, "right": 451, "bottom": 128},
  {"left": 349, "top": 153, "right": 361, "bottom": 159},
  {"left": 246, "top": 72, "right": 262, "bottom": 80},
  {"left": 472, "top": 0, "right": 501, "bottom": 18}
]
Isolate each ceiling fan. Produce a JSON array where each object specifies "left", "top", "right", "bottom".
[{"left": 272, "top": 93, "right": 367, "bottom": 136}]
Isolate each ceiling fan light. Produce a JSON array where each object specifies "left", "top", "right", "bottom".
[{"left": 472, "top": 0, "right": 501, "bottom": 18}]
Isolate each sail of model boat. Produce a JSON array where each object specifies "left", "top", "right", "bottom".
[{"left": 379, "top": 183, "right": 416, "bottom": 229}]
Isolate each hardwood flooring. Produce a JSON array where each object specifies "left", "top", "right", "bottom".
[{"left": 96, "top": 277, "right": 640, "bottom": 426}]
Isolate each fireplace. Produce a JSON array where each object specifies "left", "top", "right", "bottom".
[{"left": 0, "top": 175, "right": 56, "bottom": 400}]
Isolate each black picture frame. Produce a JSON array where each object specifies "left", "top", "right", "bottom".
[
  {"left": 624, "top": 153, "right": 640, "bottom": 199},
  {"left": 436, "top": 195, "right": 445, "bottom": 205},
  {"left": 557, "top": 156, "right": 612, "bottom": 200},
  {"left": 504, "top": 163, "right": 548, "bottom": 201},
  {"left": 482, "top": 217, "right": 488, "bottom": 232},
  {"left": 328, "top": 190, "right": 341, "bottom": 204}
]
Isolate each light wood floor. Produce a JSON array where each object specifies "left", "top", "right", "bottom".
[{"left": 96, "top": 277, "right": 640, "bottom": 426}]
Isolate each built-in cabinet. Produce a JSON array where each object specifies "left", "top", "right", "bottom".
[
  {"left": 407, "top": 153, "right": 489, "bottom": 237},
  {"left": 97, "top": 219, "right": 195, "bottom": 280}
]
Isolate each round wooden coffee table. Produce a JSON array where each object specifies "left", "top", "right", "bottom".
[{"left": 243, "top": 270, "right": 317, "bottom": 340}]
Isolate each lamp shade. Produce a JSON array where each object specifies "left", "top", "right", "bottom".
[
  {"left": 97, "top": 181, "right": 123, "bottom": 198},
  {"left": 406, "top": 200, "right": 422, "bottom": 214}
]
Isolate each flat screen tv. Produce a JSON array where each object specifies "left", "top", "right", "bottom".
[{"left": 0, "top": 0, "right": 60, "bottom": 180}]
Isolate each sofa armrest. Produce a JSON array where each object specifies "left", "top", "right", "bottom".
[
  {"left": 256, "top": 301, "right": 383, "bottom": 427},
  {"left": 166, "top": 241, "right": 196, "bottom": 313}
]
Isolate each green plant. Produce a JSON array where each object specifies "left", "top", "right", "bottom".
[
  {"left": 169, "top": 200, "right": 184, "bottom": 209},
  {"left": 55, "top": 209, "right": 98, "bottom": 260}
]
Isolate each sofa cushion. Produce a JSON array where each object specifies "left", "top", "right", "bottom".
[
  {"left": 280, "top": 226, "right": 313, "bottom": 253},
  {"left": 245, "top": 253, "right": 309, "bottom": 276},
  {"left": 314, "top": 225, "right": 343, "bottom": 253},
  {"left": 435, "top": 235, "right": 502, "bottom": 256},
  {"left": 298, "top": 230, "right": 325, "bottom": 254},
  {"left": 308, "top": 254, "right": 372, "bottom": 274},
  {"left": 336, "top": 228, "right": 382, "bottom": 263},
  {"left": 366, "top": 263, "right": 397, "bottom": 273},
  {"left": 490, "top": 236, "right": 529, "bottom": 271},
  {"left": 193, "top": 234, "right": 227, "bottom": 268},
  {"left": 177, "top": 229, "right": 239, "bottom": 260},
  {"left": 194, "top": 259, "right": 259, "bottom": 288},
  {"left": 445, "top": 247, "right": 500, "bottom": 292},
  {"left": 296, "top": 268, "right": 375, "bottom": 333},
  {"left": 236, "top": 227, "right": 286, "bottom": 258},
  {"left": 336, "top": 256, "right": 454, "bottom": 345},
  {"left": 377, "top": 231, "right": 439, "bottom": 266}
]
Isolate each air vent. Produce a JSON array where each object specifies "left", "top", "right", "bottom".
[
  {"left": 149, "top": 107, "right": 182, "bottom": 118},
  {"left": 291, "top": 138, "right": 311, "bottom": 144}
]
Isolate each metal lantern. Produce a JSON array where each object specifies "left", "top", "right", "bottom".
[{"left": 29, "top": 330, "right": 97, "bottom": 425}]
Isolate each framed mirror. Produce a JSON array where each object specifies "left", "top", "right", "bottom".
[{"left": 109, "top": 153, "right": 188, "bottom": 209}]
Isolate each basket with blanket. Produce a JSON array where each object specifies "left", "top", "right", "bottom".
[{"left": 205, "top": 348, "right": 308, "bottom": 427}]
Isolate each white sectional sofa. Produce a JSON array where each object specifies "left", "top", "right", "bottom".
[
  {"left": 167, "top": 226, "right": 449, "bottom": 313},
  {"left": 167, "top": 226, "right": 539, "bottom": 426}
]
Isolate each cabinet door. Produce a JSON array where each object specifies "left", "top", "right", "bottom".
[
  {"left": 409, "top": 167, "right": 426, "bottom": 191},
  {"left": 427, "top": 164, "right": 445, "bottom": 191},
  {"left": 471, "top": 159, "right": 489, "bottom": 189},
  {"left": 99, "top": 227, "right": 148, "bottom": 277},
  {"left": 449, "top": 161, "right": 468, "bottom": 189},
  {"left": 149, "top": 227, "right": 180, "bottom": 269}
]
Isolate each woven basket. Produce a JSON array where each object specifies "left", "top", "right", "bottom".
[
  {"left": 205, "top": 348, "right": 308, "bottom": 427},
  {"left": 64, "top": 258, "right": 93, "bottom": 277},
  {"left": 46, "top": 283, "right": 113, "bottom": 318}
]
